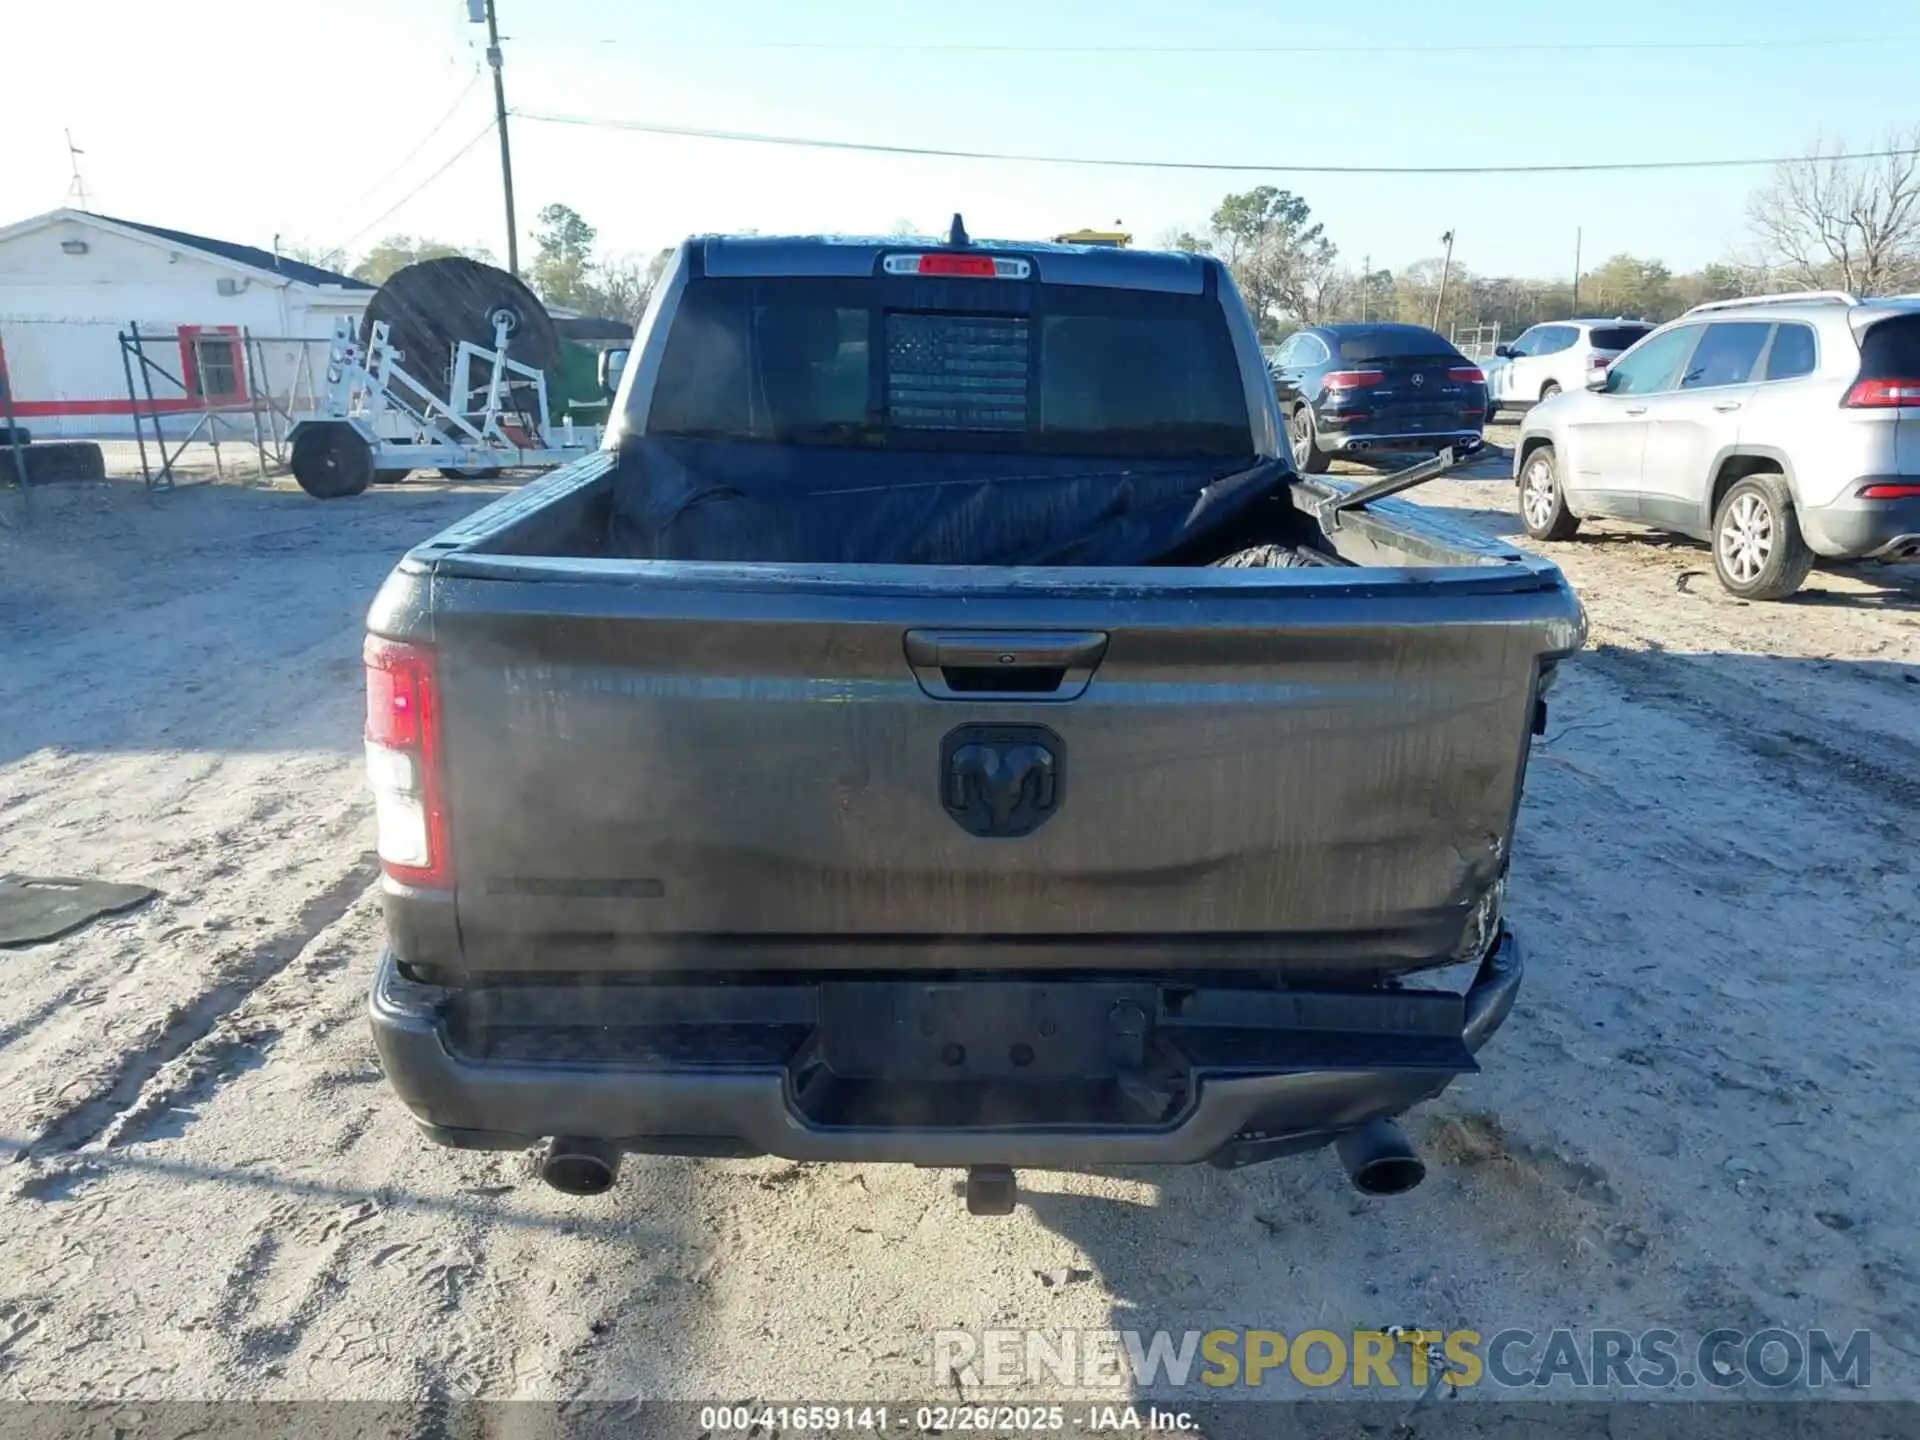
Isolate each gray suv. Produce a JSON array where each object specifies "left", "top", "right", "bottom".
[{"left": 1513, "top": 292, "right": 1920, "bottom": 598}]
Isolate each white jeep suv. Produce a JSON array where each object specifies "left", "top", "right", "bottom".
[{"left": 1513, "top": 292, "right": 1920, "bottom": 599}]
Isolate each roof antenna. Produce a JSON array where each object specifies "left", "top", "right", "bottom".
[
  {"left": 64, "top": 129, "right": 90, "bottom": 212},
  {"left": 948, "top": 212, "right": 969, "bottom": 247}
]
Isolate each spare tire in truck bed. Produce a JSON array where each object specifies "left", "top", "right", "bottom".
[{"left": 1212, "top": 542, "right": 1322, "bottom": 568}]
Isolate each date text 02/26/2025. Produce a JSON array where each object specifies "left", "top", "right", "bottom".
[{"left": 697, "top": 1404, "right": 1198, "bottom": 1433}]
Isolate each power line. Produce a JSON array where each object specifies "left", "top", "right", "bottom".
[
  {"left": 525, "top": 32, "right": 1920, "bottom": 56},
  {"left": 514, "top": 109, "right": 1920, "bottom": 177},
  {"left": 337, "top": 118, "right": 500, "bottom": 250},
  {"left": 342, "top": 68, "right": 485, "bottom": 212}
]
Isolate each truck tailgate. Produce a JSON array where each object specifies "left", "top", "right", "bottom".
[{"left": 422, "top": 556, "right": 1581, "bottom": 976}]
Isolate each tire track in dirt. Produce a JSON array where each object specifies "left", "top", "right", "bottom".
[
  {"left": 11, "top": 855, "right": 379, "bottom": 1170},
  {"left": 89, "top": 889, "right": 386, "bottom": 1156},
  {"left": 1578, "top": 641, "right": 1920, "bottom": 820}
]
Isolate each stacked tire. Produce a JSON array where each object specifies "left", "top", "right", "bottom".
[{"left": 1, "top": 440, "right": 107, "bottom": 487}]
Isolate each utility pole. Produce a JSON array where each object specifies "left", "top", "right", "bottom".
[
  {"left": 1362, "top": 252, "right": 1370, "bottom": 321},
  {"left": 1572, "top": 227, "right": 1582, "bottom": 313},
  {"left": 1432, "top": 230, "right": 1456, "bottom": 332},
  {"left": 480, "top": 0, "right": 520, "bottom": 276}
]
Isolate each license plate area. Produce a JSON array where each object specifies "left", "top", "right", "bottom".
[
  {"left": 817, "top": 981, "right": 1157, "bottom": 1080},
  {"left": 798, "top": 978, "right": 1475, "bottom": 1132}
]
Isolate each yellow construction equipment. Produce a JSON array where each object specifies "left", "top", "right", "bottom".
[{"left": 1053, "top": 228, "right": 1131, "bottom": 248}]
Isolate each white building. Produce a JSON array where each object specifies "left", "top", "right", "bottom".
[{"left": 0, "top": 208, "right": 374, "bottom": 440}]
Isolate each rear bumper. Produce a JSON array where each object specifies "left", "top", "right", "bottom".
[
  {"left": 1800, "top": 487, "right": 1920, "bottom": 560},
  {"left": 369, "top": 930, "right": 1525, "bottom": 1168},
  {"left": 1319, "top": 423, "right": 1485, "bottom": 456}
]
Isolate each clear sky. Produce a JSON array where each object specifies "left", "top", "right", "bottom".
[{"left": 8, "top": 0, "right": 1917, "bottom": 283}]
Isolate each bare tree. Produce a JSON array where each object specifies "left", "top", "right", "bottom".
[
  {"left": 1747, "top": 130, "right": 1920, "bottom": 296},
  {"left": 279, "top": 241, "right": 348, "bottom": 274},
  {"left": 582, "top": 248, "right": 676, "bottom": 328},
  {"left": 1298, "top": 257, "right": 1352, "bottom": 324}
]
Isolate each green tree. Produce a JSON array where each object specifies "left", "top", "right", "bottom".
[
  {"left": 1203, "top": 187, "right": 1338, "bottom": 341},
  {"left": 529, "top": 204, "right": 600, "bottom": 312},
  {"left": 1353, "top": 267, "right": 1396, "bottom": 322},
  {"left": 1579, "top": 253, "right": 1674, "bottom": 319},
  {"left": 349, "top": 235, "right": 492, "bottom": 286}
]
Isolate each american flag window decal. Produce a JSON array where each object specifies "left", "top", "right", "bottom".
[{"left": 885, "top": 312, "right": 1029, "bottom": 431}]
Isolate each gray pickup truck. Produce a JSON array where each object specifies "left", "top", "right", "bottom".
[{"left": 364, "top": 229, "right": 1585, "bottom": 1213}]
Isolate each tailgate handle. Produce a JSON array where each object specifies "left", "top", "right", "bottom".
[{"left": 904, "top": 630, "right": 1108, "bottom": 701}]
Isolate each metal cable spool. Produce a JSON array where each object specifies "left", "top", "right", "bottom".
[{"left": 359, "top": 257, "right": 562, "bottom": 434}]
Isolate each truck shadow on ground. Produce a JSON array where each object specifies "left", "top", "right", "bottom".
[
  {"left": 1004, "top": 645, "right": 1919, "bottom": 1422},
  {"left": 1015, "top": 1165, "right": 1470, "bottom": 1432}
]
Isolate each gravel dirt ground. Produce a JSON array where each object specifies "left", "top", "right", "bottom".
[{"left": 1, "top": 432, "right": 1915, "bottom": 1412}]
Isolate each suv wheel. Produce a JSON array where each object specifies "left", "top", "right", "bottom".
[
  {"left": 1288, "top": 405, "right": 1330, "bottom": 474},
  {"left": 1712, "top": 472, "right": 1814, "bottom": 600},
  {"left": 1539, "top": 381, "right": 1561, "bottom": 402},
  {"left": 1518, "top": 445, "right": 1580, "bottom": 540}
]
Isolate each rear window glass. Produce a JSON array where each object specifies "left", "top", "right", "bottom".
[
  {"left": 1764, "top": 323, "right": 1817, "bottom": 381},
  {"left": 1589, "top": 326, "right": 1652, "bottom": 351},
  {"left": 1859, "top": 315, "right": 1920, "bottom": 376},
  {"left": 645, "top": 275, "right": 1251, "bottom": 456},
  {"left": 1329, "top": 327, "right": 1460, "bottom": 362}
]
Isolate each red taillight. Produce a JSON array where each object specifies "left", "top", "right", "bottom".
[
  {"left": 1843, "top": 377, "right": 1920, "bottom": 408},
  {"left": 366, "top": 650, "right": 423, "bottom": 748},
  {"left": 364, "top": 636, "right": 450, "bottom": 889},
  {"left": 1324, "top": 369, "right": 1385, "bottom": 389},
  {"left": 1860, "top": 482, "right": 1920, "bottom": 498},
  {"left": 1449, "top": 365, "right": 1485, "bottom": 384},
  {"left": 1589, "top": 355, "right": 1612, "bottom": 370},
  {"left": 882, "top": 252, "right": 1031, "bottom": 279},
  {"left": 916, "top": 253, "right": 997, "bottom": 277}
]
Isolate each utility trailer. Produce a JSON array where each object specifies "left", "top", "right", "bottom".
[{"left": 288, "top": 310, "right": 602, "bottom": 499}]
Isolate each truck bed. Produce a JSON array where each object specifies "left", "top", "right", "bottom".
[{"left": 371, "top": 453, "right": 1584, "bottom": 986}]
